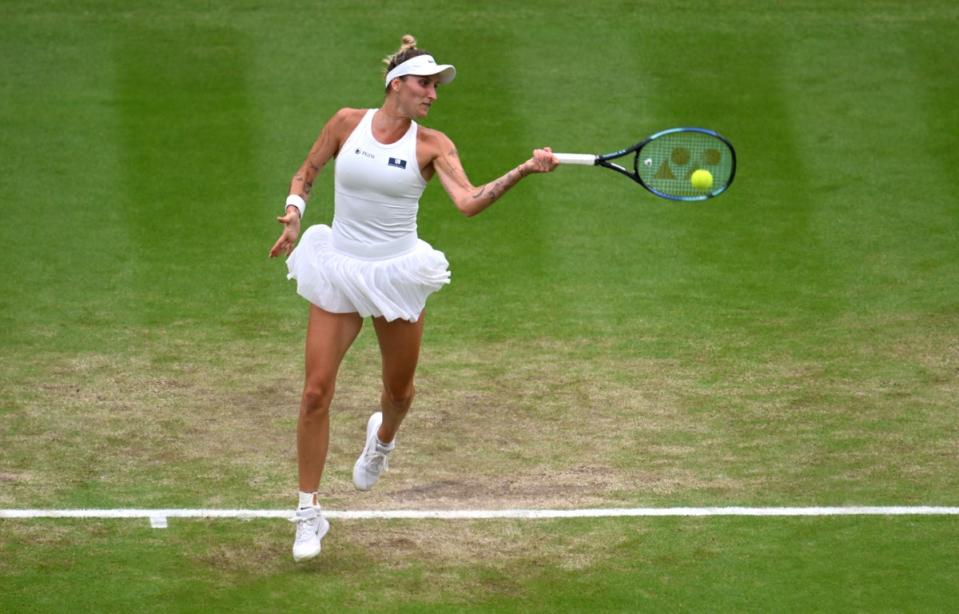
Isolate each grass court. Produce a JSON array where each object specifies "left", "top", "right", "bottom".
[{"left": 2, "top": 0, "right": 958, "bottom": 610}]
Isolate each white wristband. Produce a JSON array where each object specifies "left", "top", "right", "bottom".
[{"left": 285, "top": 194, "right": 305, "bottom": 220}]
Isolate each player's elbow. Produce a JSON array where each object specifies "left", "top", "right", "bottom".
[
  {"left": 456, "top": 200, "right": 480, "bottom": 217},
  {"left": 443, "top": 181, "right": 482, "bottom": 217}
]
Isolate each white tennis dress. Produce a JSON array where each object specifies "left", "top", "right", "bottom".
[{"left": 286, "top": 109, "right": 451, "bottom": 322}]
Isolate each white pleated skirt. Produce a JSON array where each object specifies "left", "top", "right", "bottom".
[{"left": 286, "top": 225, "right": 451, "bottom": 323}]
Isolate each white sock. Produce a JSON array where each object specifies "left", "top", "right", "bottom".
[
  {"left": 298, "top": 491, "right": 318, "bottom": 509},
  {"left": 375, "top": 436, "right": 395, "bottom": 451}
]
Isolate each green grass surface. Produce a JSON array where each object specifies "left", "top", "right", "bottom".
[
  {"left": 2, "top": 0, "right": 958, "bottom": 610},
  {"left": 4, "top": 518, "right": 959, "bottom": 612}
]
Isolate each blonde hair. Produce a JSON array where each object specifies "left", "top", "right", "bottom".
[{"left": 383, "top": 34, "right": 430, "bottom": 90}]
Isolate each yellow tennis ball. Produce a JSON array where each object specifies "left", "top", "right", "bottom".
[{"left": 691, "top": 169, "right": 713, "bottom": 190}]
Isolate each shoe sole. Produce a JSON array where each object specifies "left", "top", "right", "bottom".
[{"left": 352, "top": 412, "right": 383, "bottom": 491}]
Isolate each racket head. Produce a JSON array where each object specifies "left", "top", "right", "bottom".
[{"left": 630, "top": 128, "right": 736, "bottom": 201}]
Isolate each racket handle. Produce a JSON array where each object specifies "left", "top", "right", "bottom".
[{"left": 553, "top": 153, "right": 597, "bottom": 166}]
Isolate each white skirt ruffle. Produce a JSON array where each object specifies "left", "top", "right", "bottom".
[{"left": 286, "top": 224, "right": 450, "bottom": 323}]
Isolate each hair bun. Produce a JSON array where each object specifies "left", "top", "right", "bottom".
[{"left": 382, "top": 34, "right": 425, "bottom": 74}]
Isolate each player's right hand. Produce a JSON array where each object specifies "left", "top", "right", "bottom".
[{"left": 269, "top": 210, "right": 301, "bottom": 258}]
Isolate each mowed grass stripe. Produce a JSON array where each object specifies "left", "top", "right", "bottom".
[
  {"left": 0, "top": 14, "right": 132, "bottom": 353},
  {"left": 114, "top": 25, "right": 268, "bottom": 331},
  {"left": 782, "top": 13, "right": 959, "bottom": 316}
]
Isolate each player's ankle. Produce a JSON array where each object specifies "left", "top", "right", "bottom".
[{"left": 298, "top": 490, "right": 318, "bottom": 509}]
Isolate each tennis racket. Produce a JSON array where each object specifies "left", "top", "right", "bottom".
[{"left": 554, "top": 127, "right": 736, "bottom": 201}]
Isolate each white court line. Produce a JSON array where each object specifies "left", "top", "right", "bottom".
[{"left": 2, "top": 507, "right": 959, "bottom": 521}]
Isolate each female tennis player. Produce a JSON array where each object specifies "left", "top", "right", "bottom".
[{"left": 269, "top": 35, "right": 558, "bottom": 562}]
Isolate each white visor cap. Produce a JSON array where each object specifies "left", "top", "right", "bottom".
[{"left": 384, "top": 54, "right": 456, "bottom": 88}]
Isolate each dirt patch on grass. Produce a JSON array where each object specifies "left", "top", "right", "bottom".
[
  {"left": 178, "top": 517, "right": 644, "bottom": 604},
  {"left": 338, "top": 518, "right": 643, "bottom": 573},
  {"left": 1, "top": 345, "right": 302, "bottom": 506},
  {"left": 316, "top": 337, "right": 747, "bottom": 509},
  {"left": 3, "top": 313, "right": 958, "bottom": 510},
  {"left": 2, "top": 331, "right": 735, "bottom": 509}
]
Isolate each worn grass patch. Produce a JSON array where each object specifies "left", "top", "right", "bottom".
[{"left": 3, "top": 309, "right": 957, "bottom": 511}]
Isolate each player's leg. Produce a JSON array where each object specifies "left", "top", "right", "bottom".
[
  {"left": 293, "top": 305, "right": 362, "bottom": 562},
  {"left": 373, "top": 310, "right": 425, "bottom": 441},
  {"left": 298, "top": 305, "right": 364, "bottom": 491},
  {"left": 352, "top": 311, "right": 425, "bottom": 490}
]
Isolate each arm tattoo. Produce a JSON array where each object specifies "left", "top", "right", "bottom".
[
  {"left": 486, "top": 179, "right": 504, "bottom": 201},
  {"left": 293, "top": 172, "right": 313, "bottom": 197},
  {"left": 472, "top": 168, "right": 520, "bottom": 202}
]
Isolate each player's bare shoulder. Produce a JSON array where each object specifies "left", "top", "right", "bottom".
[
  {"left": 417, "top": 125, "right": 456, "bottom": 160},
  {"left": 416, "top": 126, "right": 459, "bottom": 182},
  {"left": 330, "top": 107, "right": 366, "bottom": 137},
  {"left": 315, "top": 108, "right": 366, "bottom": 159}
]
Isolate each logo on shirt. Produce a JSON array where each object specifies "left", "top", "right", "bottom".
[
  {"left": 355, "top": 148, "right": 375, "bottom": 159},
  {"left": 388, "top": 157, "right": 408, "bottom": 170}
]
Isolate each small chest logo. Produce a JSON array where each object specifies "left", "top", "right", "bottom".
[
  {"left": 388, "top": 157, "right": 408, "bottom": 170},
  {"left": 355, "top": 148, "right": 375, "bottom": 159}
]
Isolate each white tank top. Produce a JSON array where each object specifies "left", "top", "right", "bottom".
[{"left": 333, "top": 109, "right": 427, "bottom": 244}]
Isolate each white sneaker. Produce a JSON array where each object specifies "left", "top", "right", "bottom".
[
  {"left": 291, "top": 506, "right": 329, "bottom": 562},
  {"left": 352, "top": 412, "right": 394, "bottom": 491}
]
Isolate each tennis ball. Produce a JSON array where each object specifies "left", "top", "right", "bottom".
[{"left": 691, "top": 169, "right": 713, "bottom": 190}]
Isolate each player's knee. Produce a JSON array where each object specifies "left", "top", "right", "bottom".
[
  {"left": 384, "top": 381, "right": 415, "bottom": 409},
  {"left": 301, "top": 381, "right": 334, "bottom": 414}
]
